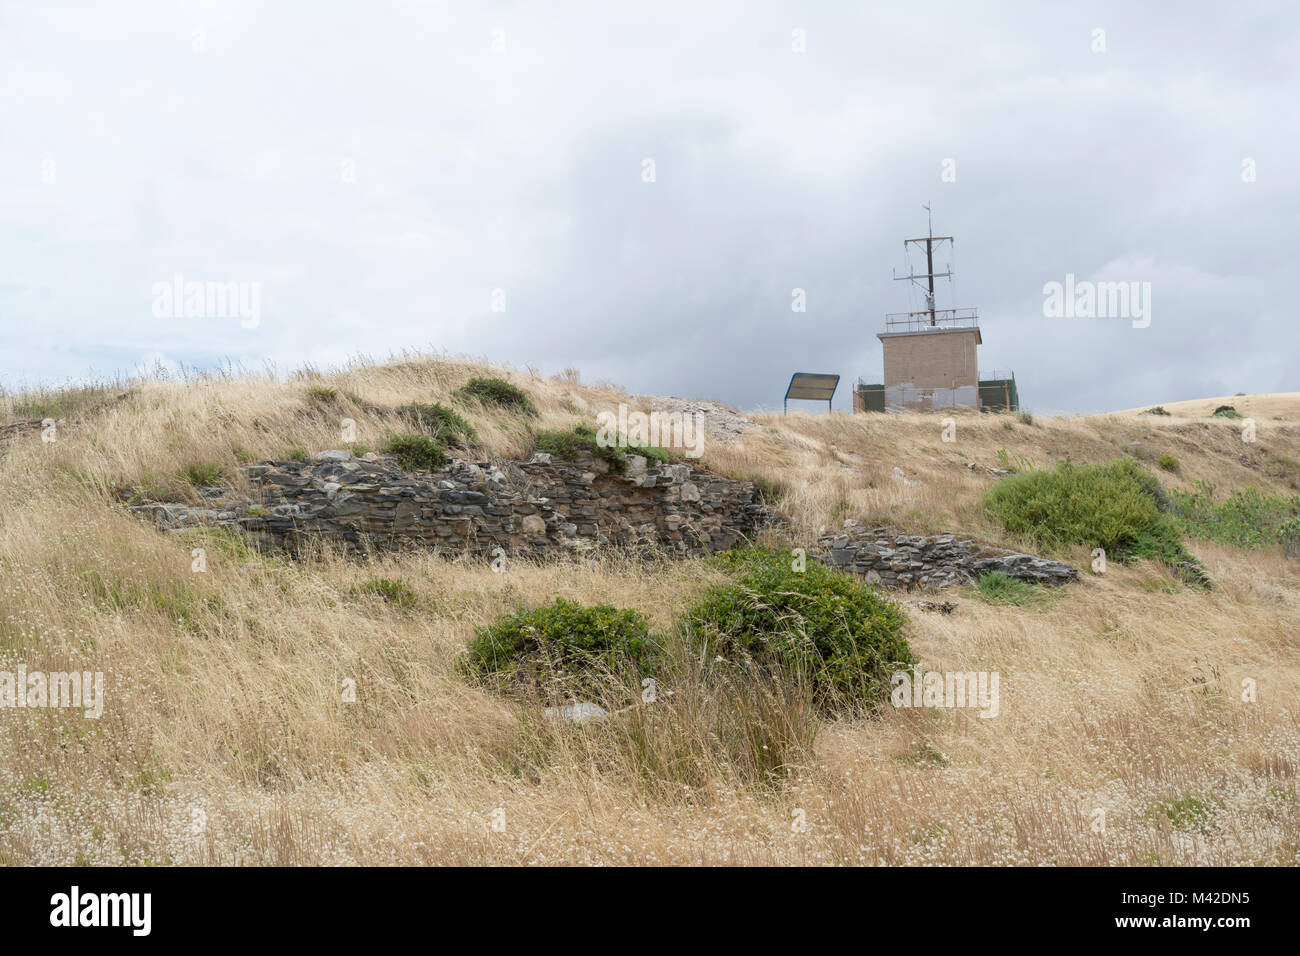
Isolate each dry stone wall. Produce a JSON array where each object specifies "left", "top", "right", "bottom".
[
  {"left": 130, "top": 450, "right": 1079, "bottom": 590},
  {"left": 814, "top": 524, "right": 1078, "bottom": 589},
  {"left": 131, "top": 450, "right": 774, "bottom": 559}
]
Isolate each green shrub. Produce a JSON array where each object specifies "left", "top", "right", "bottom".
[
  {"left": 463, "top": 598, "right": 660, "bottom": 701},
  {"left": 306, "top": 385, "right": 340, "bottom": 403},
  {"left": 683, "top": 548, "right": 913, "bottom": 712},
  {"left": 1169, "top": 481, "right": 1300, "bottom": 550},
  {"left": 454, "top": 377, "right": 537, "bottom": 416},
  {"left": 178, "top": 462, "right": 224, "bottom": 487},
  {"left": 636, "top": 444, "right": 671, "bottom": 465},
  {"left": 534, "top": 423, "right": 670, "bottom": 474},
  {"left": 983, "top": 459, "right": 1206, "bottom": 584},
  {"left": 534, "top": 424, "right": 627, "bottom": 473},
  {"left": 1281, "top": 516, "right": 1300, "bottom": 558},
  {"left": 397, "top": 401, "right": 476, "bottom": 448},
  {"left": 349, "top": 444, "right": 371, "bottom": 458},
  {"left": 1157, "top": 453, "right": 1179, "bottom": 472},
  {"left": 971, "top": 571, "right": 1055, "bottom": 608},
  {"left": 1212, "top": 405, "right": 1243, "bottom": 419},
  {"left": 984, "top": 458, "right": 1163, "bottom": 552},
  {"left": 1143, "top": 406, "right": 1171, "bottom": 416},
  {"left": 349, "top": 577, "right": 418, "bottom": 608},
  {"left": 385, "top": 434, "right": 448, "bottom": 472},
  {"left": 1149, "top": 794, "right": 1224, "bottom": 831}
]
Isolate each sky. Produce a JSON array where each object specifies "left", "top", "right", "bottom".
[{"left": 2, "top": 0, "right": 1297, "bottom": 413}]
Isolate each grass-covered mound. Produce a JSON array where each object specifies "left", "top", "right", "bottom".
[
  {"left": 462, "top": 598, "right": 662, "bottom": 701},
  {"left": 983, "top": 458, "right": 1207, "bottom": 584},
  {"left": 683, "top": 548, "right": 913, "bottom": 712}
]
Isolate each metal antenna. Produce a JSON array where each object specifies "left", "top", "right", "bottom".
[{"left": 893, "top": 204, "right": 952, "bottom": 327}]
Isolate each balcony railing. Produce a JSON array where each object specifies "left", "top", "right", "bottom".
[{"left": 883, "top": 307, "right": 979, "bottom": 333}]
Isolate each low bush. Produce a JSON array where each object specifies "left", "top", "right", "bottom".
[
  {"left": 1143, "top": 406, "right": 1171, "bottom": 416},
  {"left": 1157, "top": 453, "right": 1179, "bottom": 472},
  {"left": 683, "top": 548, "right": 913, "bottom": 712},
  {"left": 983, "top": 458, "right": 1206, "bottom": 584},
  {"left": 462, "top": 598, "right": 661, "bottom": 702},
  {"left": 397, "top": 401, "right": 476, "bottom": 448},
  {"left": 349, "top": 577, "right": 418, "bottom": 609},
  {"left": 453, "top": 377, "right": 537, "bottom": 416},
  {"left": 1212, "top": 405, "right": 1243, "bottom": 419},
  {"left": 178, "top": 462, "right": 224, "bottom": 487},
  {"left": 384, "top": 434, "right": 448, "bottom": 472},
  {"left": 534, "top": 424, "right": 629, "bottom": 473},
  {"left": 305, "top": 385, "right": 340, "bottom": 404}
]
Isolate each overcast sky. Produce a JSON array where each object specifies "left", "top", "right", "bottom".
[{"left": 2, "top": 1, "right": 1296, "bottom": 413}]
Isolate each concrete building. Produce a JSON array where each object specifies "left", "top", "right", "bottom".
[
  {"left": 878, "top": 313, "right": 981, "bottom": 410},
  {"left": 853, "top": 215, "right": 1018, "bottom": 413}
]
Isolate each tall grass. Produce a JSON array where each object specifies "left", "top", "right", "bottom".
[{"left": 0, "top": 355, "right": 1298, "bottom": 864}]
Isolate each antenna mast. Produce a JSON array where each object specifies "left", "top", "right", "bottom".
[{"left": 893, "top": 201, "right": 953, "bottom": 327}]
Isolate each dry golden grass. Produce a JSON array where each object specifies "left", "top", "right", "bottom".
[{"left": 1, "top": 353, "right": 1297, "bottom": 865}]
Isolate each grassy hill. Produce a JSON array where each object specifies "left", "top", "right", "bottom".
[{"left": 1, "top": 355, "right": 1297, "bottom": 865}]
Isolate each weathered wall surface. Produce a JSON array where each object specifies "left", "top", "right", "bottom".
[
  {"left": 129, "top": 451, "right": 1078, "bottom": 590},
  {"left": 132, "top": 450, "right": 774, "bottom": 559},
  {"left": 880, "top": 328, "right": 979, "bottom": 390},
  {"left": 814, "top": 524, "right": 1078, "bottom": 589}
]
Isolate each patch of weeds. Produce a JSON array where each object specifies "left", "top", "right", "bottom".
[
  {"left": 1148, "top": 794, "right": 1224, "bottom": 831},
  {"left": 995, "top": 448, "right": 1034, "bottom": 473},
  {"left": 306, "top": 385, "right": 341, "bottom": 404},
  {"left": 385, "top": 434, "right": 448, "bottom": 472},
  {"left": 746, "top": 474, "right": 789, "bottom": 505},
  {"left": 453, "top": 376, "right": 538, "bottom": 416},
  {"left": 397, "top": 401, "right": 476, "bottom": 448},
  {"left": 1157, "top": 453, "right": 1179, "bottom": 472},
  {"left": 178, "top": 462, "right": 224, "bottom": 487},
  {"left": 829, "top": 500, "right": 856, "bottom": 521},
  {"left": 1143, "top": 406, "right": 1171, "bottom": 416},
  {"left": 532, "top": 423, "right": 659, "bottom": 474},
  {"left": 1212, "top": 405, "right": 1243, "bottom": 419},
  {"left": 1281, "top": 516, "right": 1300, "bottom": 558},
  {"left": 173, "top": 526, "right": 256, "bottom": 564},
  {"left": 1169, "top": 481, "right": 1300, "bottom": 550},
  {"left": 349, "top": 577, "right": 418, "bottom": 609},
  {"left": 970, "top": 571, "right": 1058, "bottom": 608},
  {"left": 349, "top": 444, "right": 372, "bottom": 458}
]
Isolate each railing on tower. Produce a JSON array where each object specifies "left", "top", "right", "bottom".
[{"left": 882, "top": 308, "right": 979, "bottom": 333}]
